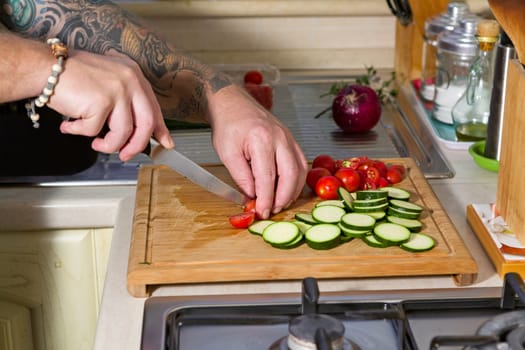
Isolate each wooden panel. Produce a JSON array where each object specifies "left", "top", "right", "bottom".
[
  {"left": 467, "top": 204, "right": 525, "bottom": 278},
  {"left": 127, "top": 158, "right": 477, "bottom": 297},
  {"left": 496, "top": 60, "right": 525, "bottom": 244},
  {"left": 394, "top": 0, "right": 450, "bottom": 83}
]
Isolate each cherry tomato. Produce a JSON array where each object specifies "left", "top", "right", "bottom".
[
  {"left": 378, "top": 177, "right": 390, "bottom": 188},
  {"left": 386, "top": 168, "right": 403, "bottom": 184},
  {"left": 388, "top": 164, "right": 406, "bottom": 177},
  {"left": 306, "top": 167, "right": 331, "bottom": 191},
  {"left": 312, "top": 154, "right": 336, "bottom": 174},
  {"left": 244, "top": 70, "right": 264, "bottom": 85},
  {"left": 365, "top": 166, "right": 381, "bottom": 185},
  {"left": 315, "top": 175, "right": 342, "bottom": 200},
  {"left": 334, "top": 168, "right": 361, "bottom": 192},
  {"left": 229, "top": 211, "right": 256, "bottom": 229},
  {"left": 243, "top": 199, "right": 257, "bottom": 213},
  {"left": 372, "top": 160, "right": 388, "bottom": 178},
  {"left": 363, "top": 179, "right": 378, "bottom": 190}
]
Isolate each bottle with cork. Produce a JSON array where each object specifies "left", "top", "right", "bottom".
[{"left": 452, "top": 19, "right": 500, "bottom": 141}]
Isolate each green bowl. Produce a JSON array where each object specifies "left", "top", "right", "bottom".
[{"left": 468, "top": 141, "right": 499, "bottom": 172}]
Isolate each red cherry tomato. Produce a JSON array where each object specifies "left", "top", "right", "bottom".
[
  {"left": 334, "top": 168, "right": 361, "bottom": 193},
  {"left": 386, "top": 168, "right": 403, "bottom": 184},
  {"left": 243, "top": 199, "right": 257, "bottom": 213},
  {"left": 372, "top": 160, "right": 388, "bottom": 178},
  {"left": 229, "top": 211, "right": 256, "bottom": 229},
  {"left": 306, "top": 167, "right": 331, "bottom": 191},
  {"left": 244, "top": 70, "right": 264, "bottom": 85},
  {"left": 312, "top": 154, "right": 336, "bottom": 174},
  {"left": 388, "top": 164, "right": 406, "bottom": 177},
  {"left": 315, "top": 175, "right": 342, "bottom": 200},
  {"left": 365, "top": 166, "right": 381, "bottom": 185},
  {"left": 378, "top": 177, "right": 390, "bottom": 188}
]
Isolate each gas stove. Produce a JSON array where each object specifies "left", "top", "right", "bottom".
[{"left": 141, "top": 273, "right": 525, "bottom": 350}]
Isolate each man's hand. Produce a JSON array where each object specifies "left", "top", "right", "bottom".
[
  {"left": 49, "top": 50, "right": 173, "bottom": 161},
  {"left": 208, "top": 84, "right": 308, "bottom": 219}
]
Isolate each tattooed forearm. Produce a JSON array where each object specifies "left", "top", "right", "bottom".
[{"left": 0, "top": 0, "right": 232, "bottom": 121}]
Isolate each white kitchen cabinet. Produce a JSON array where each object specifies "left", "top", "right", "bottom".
[{"left": 0, "top": 228, "right": 112, "bottom": 350}]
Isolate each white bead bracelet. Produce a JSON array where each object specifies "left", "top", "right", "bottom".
[{"left": 26, "top": 37, "right": 68, "bottom": 128}]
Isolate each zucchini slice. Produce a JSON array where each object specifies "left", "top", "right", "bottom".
[
  {"left": 292, "top": 220, "right": 313, "bottom": 234},
  {"left": 386, "top": 216, "right": 423, "bottom": 232},
  {"left": 305, "top": 224, "right": 341, "bottom": 250},
  {"left": 337, "top": 187, "right": 354, "bottom": 210},
  {"left": 356, "top": 189, "right": 388, "bottom": 200},
  {"left": 400, "top": 233, "right": 436, "bottom": 252},
  {"left": 381, "top": 186, "right": 411, "bottom": 201},
  {"left": 387, "top": 206, "right": 421, "bottom": 220},
  {"left": 311, "top": 205, "right": 346, "bottom": 224},
  {"left": 294, "top": 212, "right": 318, "bottom": 225},
  {"left": 363, "top": 234, "right": 390, "bottom": 248},
  {"left": 373, "top": 222, "right": 411, "bottom": 244},
  {"left": 352, "top": 203, "right": 388, "bottom": 213},
  {"left": 248, "top": 220, "right": 275, "bottom": 235},
  {"left": 338, "top": 223, "right": 370, "bottom": 238},
  {"left": 340, "top": 212, "right": 376, "bottom": 231},
  {"left": 389, "top": 199, "right": 423, "bottom": 213},
  {"left": 351, "top": 197, "right": 389, "bottom": 208},
  {"left": 316, "top": 200, "right": 346, "bottom": 208},
  {"left": 262, "top": 222, "right": 300, "bottom": 245}
]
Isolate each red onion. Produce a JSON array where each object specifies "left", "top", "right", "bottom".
[{"left": 331, "top": 85, "right": 382, "bottom": 133}]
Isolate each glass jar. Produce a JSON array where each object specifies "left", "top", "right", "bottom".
[
  {"left": 433, "top": 16, "right": 480, "bottom": 124},
  {"left": 452, "top": 19, "right": 500, "bottom": 141},
  {"left": 420, "top": 2, "right": 469, "bottom": 102}
]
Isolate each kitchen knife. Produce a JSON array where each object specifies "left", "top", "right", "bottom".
[{"left": 143, "top": 139, "right": 246, "bottom": 205}]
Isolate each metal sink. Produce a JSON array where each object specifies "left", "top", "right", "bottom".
[{"left": 0, "top": 73, "right": 453, "bottom": 186}]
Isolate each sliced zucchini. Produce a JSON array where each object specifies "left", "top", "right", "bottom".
[
  {"left": 373, "top": 222, "right": 411, "bottom": 244},
  {"left": 366, "top": 211, "right": 387, "bottom": 220},
  {"left": 340, "top": 212, "right": 376, "bottom": 231},
  {"left": 362, "top": 234, "right": 390, "bottom": 248},
  {"left": 248, "top": 220, "right": 275, "bottom": 235},
  {"left": 400, "top": 233, "right": 436, "bottom": 252},
  {"left": 381, "top": 186, "right": 411, "bottom": 201},
  {"left": 386, "top": 216, "right": 423, "bottom": 233},
  {"left": 292, "top": 220, "right": 313, "bottom": 234},
  {"left": 305, "top": 224, "right": 341, "bottom": 250},
  {"left": 294, "top": 212, "right": 318, "bottom": 225},
  {"left": 351, "top": 197, "right": 388, "bottom": 208},
  {"left": 311, "top": 205, "right": 346, "bottom": 224},
  {"left": 355, "top": 189, "right": 388, "bottom": 200},
  {"left": 387, "top": 206, "right": 421, "bottom": 220},
  {"left": 352, "top": 203, "right": 388, "bottom": 213},
  {"left": 316, "top": 200, "right": 346, "bottom": 208},
  {"left": 338, "top": 223, "right": 370, "bottom": 238},
  {"left": 262, "top": 222, "right": 300, "bottom": 245},
  {"left": 275, "top": 233, "right": 304, "bottom": 249},
  {"left": 389, "top": 199, "right": 423, "bottom": 213},
  {"left": 337, "top": 187, "right": 354, "bottom": 210}
]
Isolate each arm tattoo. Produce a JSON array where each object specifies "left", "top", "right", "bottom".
[{"left": 0, "top": 0, "right": 232, "bottom": 122}]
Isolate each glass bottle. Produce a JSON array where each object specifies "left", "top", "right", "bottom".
[
  {"left": 420, "top": 2, "right": 469, "bottom": 102},
  {"left": 452, "top": 19, "right": 500, "bottom": 141}
]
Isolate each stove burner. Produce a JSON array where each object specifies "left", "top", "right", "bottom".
[
  {"left": 288, "top": 314, "right": 344, "bottom": 350},
  {"left": 474, "top": 310, "right": 525, "bottom": 350}
]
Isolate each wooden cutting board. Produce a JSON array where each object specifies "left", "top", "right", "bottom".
[{"left": 127, "top": 158, "right": 477, "bottom": 297}]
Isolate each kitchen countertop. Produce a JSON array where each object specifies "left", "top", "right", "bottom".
[{"left": 0, "top": 78, "right": 502, "bottom": 349}]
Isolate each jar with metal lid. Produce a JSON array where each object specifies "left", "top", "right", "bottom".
[
  {"left": 433, "top": 15, "right": 480, "bottom": 125},
  {"left": 420, "top": 2, "right": 470, "bottom": 102}
]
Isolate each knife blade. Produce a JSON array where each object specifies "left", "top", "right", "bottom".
[{"left": 144, "top": 139, "right": 246, "bottom": 205}]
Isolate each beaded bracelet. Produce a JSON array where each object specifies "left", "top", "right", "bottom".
[{"left": 25, "top": 38, "right": 68, "bottom": 128}]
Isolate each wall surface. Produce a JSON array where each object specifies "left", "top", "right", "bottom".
[{"left": 118, "top": 0, "right": 489, "bottom": 71}]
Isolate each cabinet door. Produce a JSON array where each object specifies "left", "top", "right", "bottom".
[{"left": 0, "top": 228, "right": 112, "bottom": 350}]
